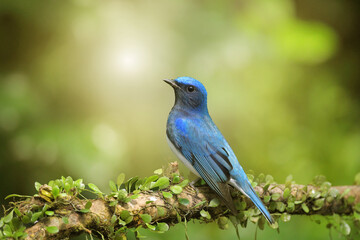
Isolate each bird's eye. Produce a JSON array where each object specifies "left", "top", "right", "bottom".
[{"left": 187, "top": 86, "right": 195, "bottom": 92}]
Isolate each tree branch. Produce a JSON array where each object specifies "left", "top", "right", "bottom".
[{"left": 2, "top": 162, "right": 360, "bottom": 239}]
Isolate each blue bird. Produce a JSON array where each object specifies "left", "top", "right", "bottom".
[{"left": 164, "top": 76, "right": 274, "bottom": 224}]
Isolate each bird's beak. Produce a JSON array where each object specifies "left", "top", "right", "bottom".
[{"left": 163, "top": 79, "right": 180, "bottom": 89}]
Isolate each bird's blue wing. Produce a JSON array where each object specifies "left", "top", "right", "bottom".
[{"left": 168, "top": 117, "right": 237, "bottom": 214}]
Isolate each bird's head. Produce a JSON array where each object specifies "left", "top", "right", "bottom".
[{"left": 164, "top": 76, "right": 208, "bottom": 112}]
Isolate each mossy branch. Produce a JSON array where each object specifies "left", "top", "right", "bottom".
[{"left": 1, "top": 162, "right": 360, "bottom": 240}]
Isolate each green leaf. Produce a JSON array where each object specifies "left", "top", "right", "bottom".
[
  {"left": 146, "top": 223, "right": 156, "bottom": 230},
  {"left": 283, "top": 188, "right": 291, "bottom": 199},
  {"left": 236, "top": 201, "right": 247, "bottom": 211},
  {"left": 263, "top": 195, "right": 271, "bottom": 203},
  {"left": 301, "top": 203, "right": 309, "bottom": 213},
  {"left": 14, "top": 208, "right": 22, "bottom": 217},
  {"left": 200, "top": 210, "right": 211, "bottom": 219},
  {"left": 85, "top": 201, "right": 92, "bottom": 209},
  {"left": 178, "top": 179, "right": 189, "bottom": 188},
  {"left": 52, "top": 185, "right": 60, "bottom": 199},
  {"left": 3, "top": 210, "right": 13, "bottom": 223},
  {"left": 157, "top": 206, "right": 166, "bottom": 217},
  {"left": 109, "top": 180, "right": 117, "bottom": 192},
  {"left": 46, "top": 226, "right": 59, "bottom": 234},
  {"left": 62, "top": 217, "right": 69, "bottom": 224},
  {"left": 120, "top": 210, "right": 133, "bottom": 224},
  {"left": 117, "top": 173, "right": 126, "bottom": 186},
  {"left": 276, "top": 202, "right": 286, "bottom": 212},
  {"left": 281, "top": 213, "right": 291, "bottom": 222},
  {"left": 31, "top": 212, "right": 42, "bottom": 222},
  {"left": 109, "top": 200, "right": 118, "bottom": 206},
  {"left": 156, "top": 222, "right": 169, "bottom": 232},
  {"left": 314, "top": 198, "right": 325, "bottom": 209},
  {"left": 340, "top": 220, "right": 351, "bottom": 235},
  {"left": 355, "top": 172, "right": 360, "bottom": 185},
  {"left": 285, "top": 174, "right": 293, "bottom": 184},
  {"left": 170, "top": 185, "right": 183, "bottom": 194},
  {"left": 88, "top": 183, "right": 102, "bottom": 194},
  {"left": 154, "top": 169, "right": 163, "bottom": 175},
  {"left": 193, "top": 200, "right": 207, "bottom": 208},
  {"left": 179, "top": 198, "right": 190, "bottom": 206},
  {"left": 172, "top": 174, "right": 180, "bottom": 183},
  {"left": 111, "top": 215, "right": 117, "bottom": 224},
  {"left": 35, "top": 182, "right": 42, "bottom": 191},
  {"left": 140, "top": 214, "right": 152, "bottom": 223},
  {"left": 162, "top": 191, "right": 173, "bottom": 199},
  {"left": 45, "top": 211, "right": 54, "bottom": 216},
  {"left": 286, "top": 202, "right": 295, "bottom": 212},
  {"left": 145, "top": 175, "right": 159, "bottom": 185},
  {"left": 217, "top": 216, "right": 229, "bottom": 230},
  {"left": 209, "top": 198, "right": 220, "bottom": 207},
  {"left": 272, "top": 193, "right": 281, "bottom": 201},
  {"left": 151, "top": 177, "right": 170, "bottom": 189}
]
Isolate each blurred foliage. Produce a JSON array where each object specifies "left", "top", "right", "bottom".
[{"left": 0, "top": 0, "right": 359, "bottom": 239}]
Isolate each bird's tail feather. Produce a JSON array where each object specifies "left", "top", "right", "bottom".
[{"left": 231, "top": 178, "right": 275, "bottom": 224}]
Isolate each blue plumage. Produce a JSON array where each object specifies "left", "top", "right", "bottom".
[{"left": 164, "top": 76, "right": 274, "bottom": 224}]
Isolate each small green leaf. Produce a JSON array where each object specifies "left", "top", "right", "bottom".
[
  {"left": 109, "top": 180, "right": 117, "bottom": 192},
  {"left": 156, "top": 222, "right": 169, "bottom": 232},
  {"left": 14, "top": 208, "right": 22, "bottom": 217},
  {"left": 178, "top": 179, "right": 189, "bottom": 188},
  {"left": 283, "top": 188, "right": 291, "bottom": 199},
  {"left": 35, "top": 182, "right": 42, "bottom": 191},
  {"left": 276, "top": 202, "right": 286, "bottom": 212},
  {"left": 355, "top": 173, "right": 360, "bottom": 185},
  {"left": 272, "top": 193, "right": 281, "bottom": 201},
  {"left": 146, "top": 223, "right": 156, "bottom": 230},
  {"left": 31, "top": 212, "right": 42, "bottom": 222},
  {"left": 46, "top": 226, "right": 59, "bottom": 234},
  {"left": 340, "top": 220, "right": 351, "bottom": 235},
  {"left": 301, "top": 203, "right": 309, "bottom": 213},
  {"left": 179, "top": 198, "right": 190, "bottom": 206},
  {"left": 145, "top": 175, "right": 159, "bottom": 185},
  {"left": 79, "top": 209, "right": 90, "bottom": 213},
  {"left": 217, "top": 216, "right": 229, "bottom": 230},
  {"left": 85, "top": 201, "right": 92, "bottom": 209},
  {"left": 111, "top": 215, "right": 117, "bottom": 224},
  {"left": 172, "top": 174, "right": 180, "bottom": 183},
  {"left": 154, "top": 169, "right": 163, "bottom": 175},
  {"left": 62, "top": 217, "right": 69, "bottom": 224},
  {"left": 52, "top": 185, "right": 60, "bottom": 199},
  {"left": 209, "top": 198, "right": 220, "bottom": 207},
  {"left": 109, "top": 200, "right": 118, "bottom": 206},
  {"left": 130, "top": 194, "right": 139, "bottom": 199},
  {"left": 157, "top": 206, "right": 166, "bottom": 217},
  {"left": 170, "top": 185, "right": 183, "bottom": 194},
  {"left": 117, "top": 173, "right": 126, "bottom": 186},
  {"left": 162, "top": 191, "right": 173, "bottom": 199},
  {"left": 140, "top": 214, "right": 152, "bottom": 223},
  {"left": 200, "top": 210, "right": 211, "bottom": 219},
  {"left": 286, "top": 202, "right": 295, "bottom": 212},
  {"left": 281, "top": 213, "right": 291, "bottom": 222},
  {"left": 3, "top": 210, "right": 13, "bottom": 223},
  {"left": 45, "top": 211, "right": 54, "bottom": 216},
  {"left": 88, "top": 183, "right": 102, "bottom": 194},
  {"left": 263, "top": 195, "right": 271, "bottom": 203},
  {"left": 151, "top": 177, "right": 170, "bottom": 189}
]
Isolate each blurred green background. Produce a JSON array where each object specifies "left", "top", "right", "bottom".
[{"left": 1, "top": 0, "right": 360, "bottom": 239}]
